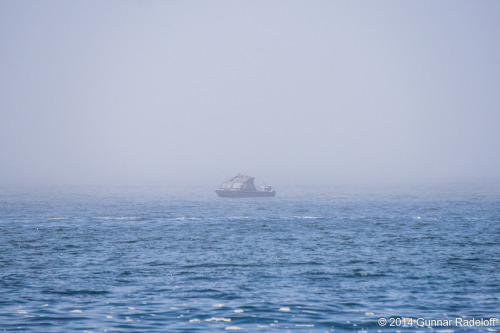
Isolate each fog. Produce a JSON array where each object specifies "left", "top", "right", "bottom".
[{"left": 1, "top": 1, "right": 499, "bottom": 186}]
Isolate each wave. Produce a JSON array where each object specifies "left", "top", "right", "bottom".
[
  {"left": 96, "top": 216, "right": 144, "bottom": 220},
  {"left": 292, "top": 216, "right": 325, "bottom": 219}
]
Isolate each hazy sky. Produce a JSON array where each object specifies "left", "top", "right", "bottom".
[{"left": 1, "top": 1, "right": 499, "bottom": 186}]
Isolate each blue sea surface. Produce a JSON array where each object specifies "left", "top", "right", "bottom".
[{"left": 0, "top": 183, "right": 499, "bottom": 332}]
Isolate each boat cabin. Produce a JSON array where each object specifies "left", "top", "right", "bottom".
[{"left": 220, "top": 174, "right": 256, "bottom": 191}]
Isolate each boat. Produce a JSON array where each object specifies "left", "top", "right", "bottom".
[{"left": 215, "top": 174, "right": 276, "bottom": 198}]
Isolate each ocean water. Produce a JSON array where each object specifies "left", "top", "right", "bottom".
[{"left": 0, "top": 183, "right": 499, "bottom": 332}]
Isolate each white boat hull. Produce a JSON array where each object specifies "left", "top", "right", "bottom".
[{"left": 214, "top": 189, "right": 276, "bottom": 198}]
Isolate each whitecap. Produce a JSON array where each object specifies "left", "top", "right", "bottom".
[
  {"left": 296, "top": 324, "right": 314, "bottom": 327},
  {"left": 106, "top": 315, "right": 113, "bottom": 319},
  {"left": 293, "top": 216, "right": 325, "bottom": 219},
  {"left": 125, "top": 317, "right": 133, "bottom": 322},
  {"left": 213, "top": 303, "right": 225, "bottom": 308},
  {"left": 205, "top": 317, "right": 231, "bottom": 322},
  {"left": 225, "top": 326, "right": 242, "bottom": 330},
  {"left": 70, "top": 309, "right": 82, "bottom": 313},
  {"left": 302, "top": 310, "right": 317, "bottom": 314},
  {"left": 189, "top": 318, "right": 200, "bottom": 323},
  {"left": 97, "top": 216, "right": 139, "bottom": 220},
  {"left": 279, "top": 307, "right": 291, "bottom": 312},
  {"left": 234, "top": 309, "right": 244, "bottom": 313}
]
